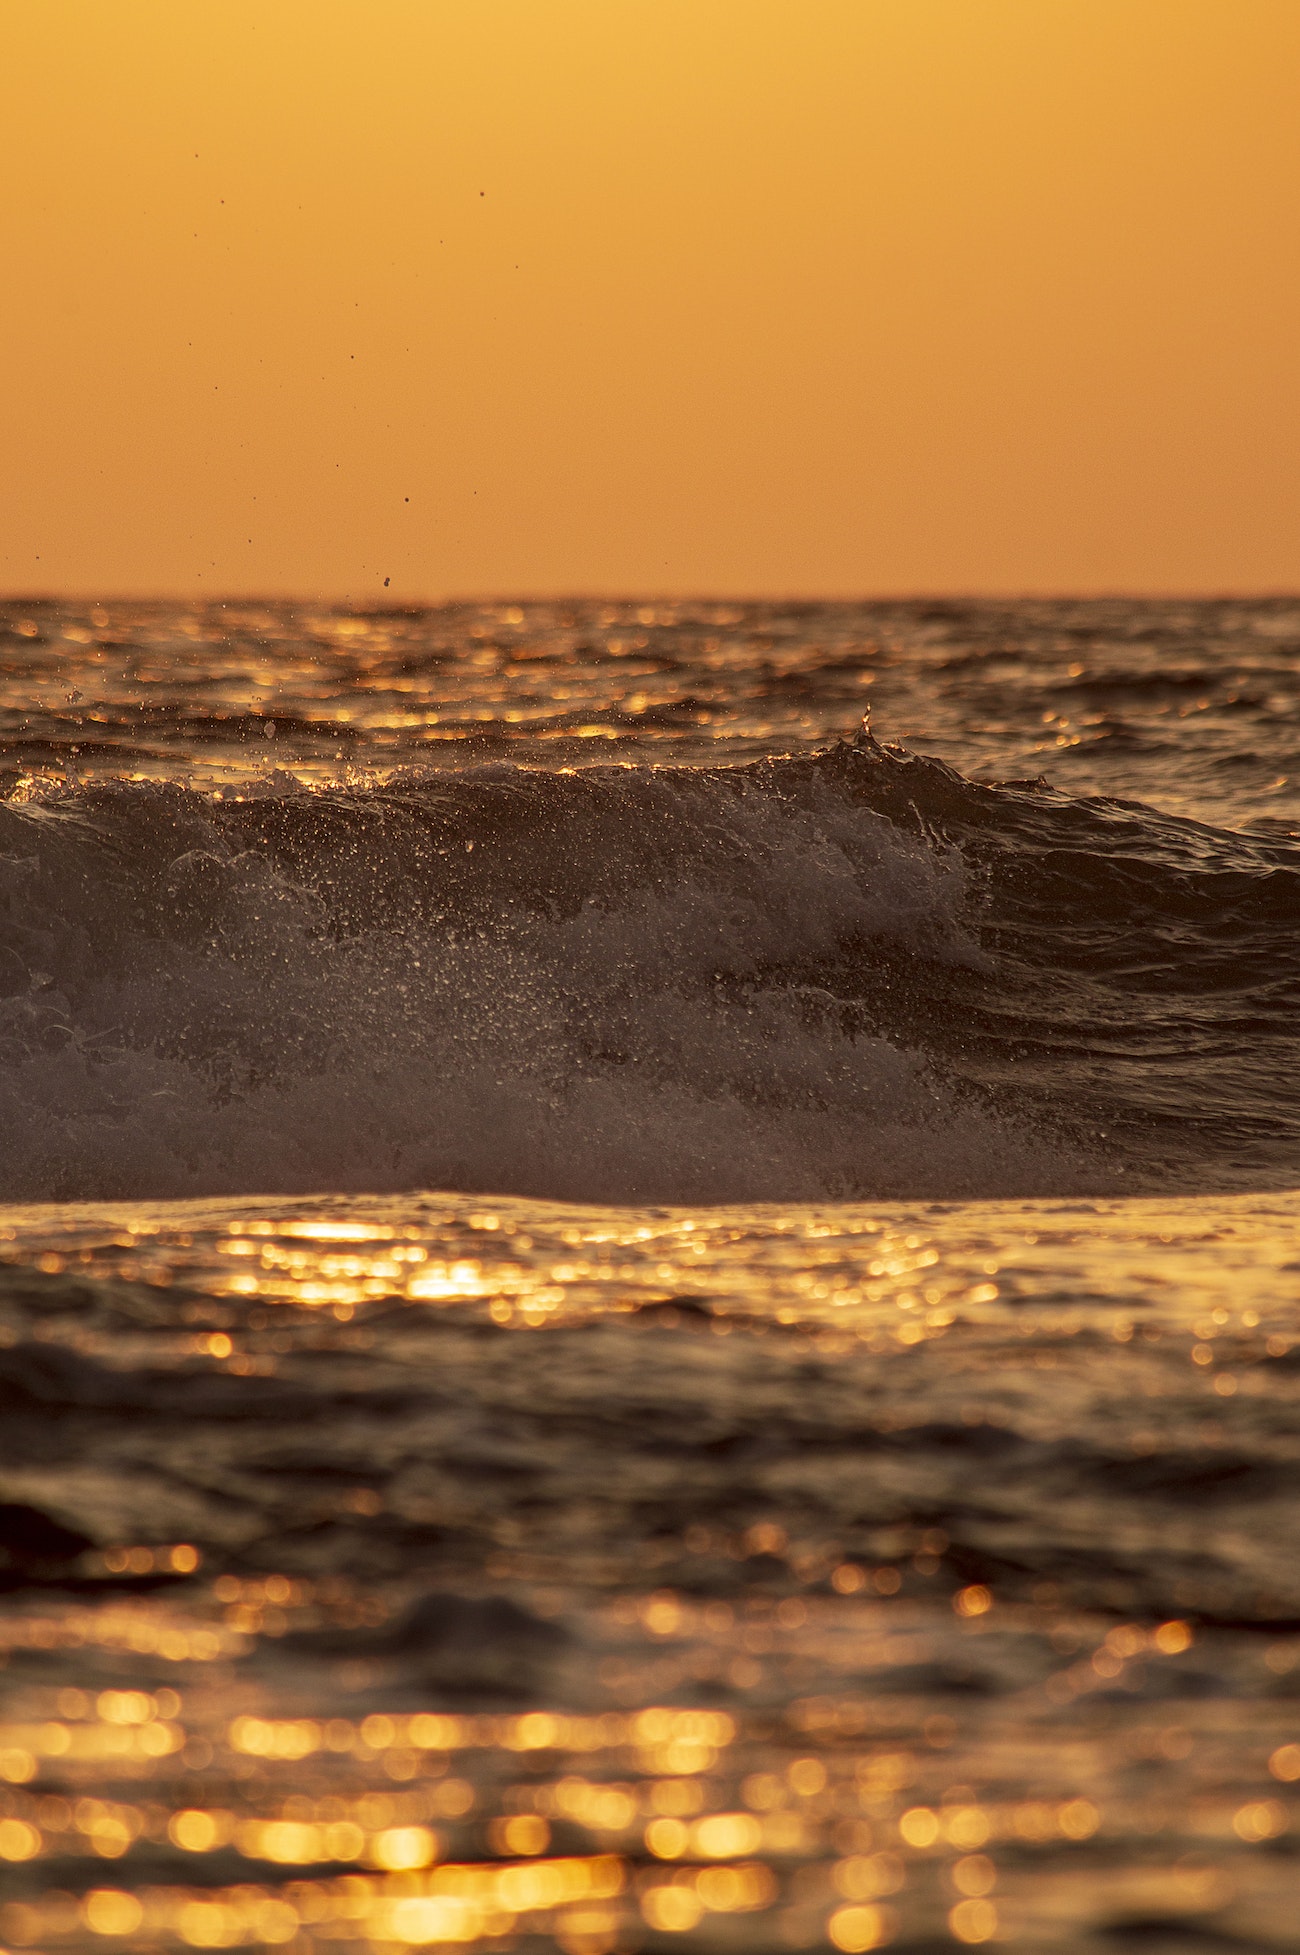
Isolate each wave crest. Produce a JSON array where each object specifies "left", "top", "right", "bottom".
[{"left": 0, "top": 737, "right": 1295, "bottom": 1203}]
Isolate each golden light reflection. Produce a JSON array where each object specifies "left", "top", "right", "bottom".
[
  {"left": 949, "top": 1897, "right": 999, "bottom": 1944},
  {"left": 2, "top": 1658, "right": 1294, "bottom": 1953},
  {"left": 1, "top": 1192, "right": 1297, "bottom": 1949},
  {"left": 5, "top": 1194, "right": 1297, "bottom": 1369},
  {"left": 832, "top": 1853, "right": 905, "bottom": 1901},
  {"left": 828, "top": 1902, "right": 890, "bottom": 1951},
  {"left": 5, "top": 1858, "right": 629, "bottom": 1947},
  {"left": 1270, "top": 1745, "right": 1300, "bottom": 1784}
]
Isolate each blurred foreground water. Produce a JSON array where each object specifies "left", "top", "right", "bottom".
[{"left": 1, "top": 1192, "right": 1297, "bottom": 1954}]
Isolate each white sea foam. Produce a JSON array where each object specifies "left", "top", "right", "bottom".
[{"left": 0, "top": 774, "right": 1087, "bottom": 1204}]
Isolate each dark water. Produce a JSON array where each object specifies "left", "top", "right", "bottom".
[{"left": 0, "top": 599, "right": 1297, "bottom": 1953}]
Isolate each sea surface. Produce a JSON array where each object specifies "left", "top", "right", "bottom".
[{"left": 0, "top": 597, "right": 1297, "bottom": 1954}]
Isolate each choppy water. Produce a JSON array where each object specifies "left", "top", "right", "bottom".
[{"left": 0, "top": 599, "right": 1297, "bottom": 1953}]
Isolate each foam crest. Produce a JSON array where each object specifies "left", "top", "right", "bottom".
[
  {"left": 3, "top": 740, "right": 1297, "bottom": 1203},
  {"left": 0, "top": 761, "right": 1082, "bottom": 1204}
]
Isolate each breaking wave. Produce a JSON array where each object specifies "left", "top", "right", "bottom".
[{"left": 1, "top": 734, "right": 1296, "bottom": 1203}]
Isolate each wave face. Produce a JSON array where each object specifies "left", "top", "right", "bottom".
[{"left": 1, "top": 735, "right": 1296, "bottom": 1204}]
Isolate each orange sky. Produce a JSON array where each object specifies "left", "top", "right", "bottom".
[{"left": 3, "top": 0, "right": 1298, "bottom": 598}]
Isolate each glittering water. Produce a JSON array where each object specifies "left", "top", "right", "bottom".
[{"left": 1, "top": 599, "right": 1298, "bottom": 1953}]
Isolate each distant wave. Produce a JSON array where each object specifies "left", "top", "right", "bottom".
[{"left": 0, "top": 733, "right": 1296, "bottom": 1203}]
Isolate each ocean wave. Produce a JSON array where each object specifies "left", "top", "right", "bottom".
[{"left": 0, "top": 734, "right": 1295, "bottom": 1203}]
